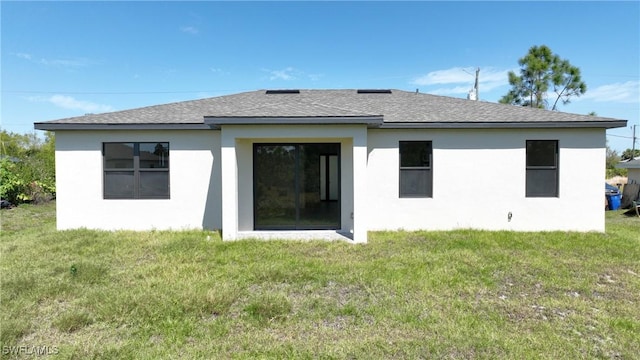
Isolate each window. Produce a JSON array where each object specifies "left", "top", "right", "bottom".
[
  {"left": 399, "top": 141, "right": 432, "bottom": 198},
  {"left": 103, "top": 142, "right": 169, "bottom": 199},
  {"left": 526, "top": 140, "right": 558, "bottom": 197}
]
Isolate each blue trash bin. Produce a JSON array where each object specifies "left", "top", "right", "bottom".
[{"left": 607, "top": 193, "right": 621, "bottom": 210}]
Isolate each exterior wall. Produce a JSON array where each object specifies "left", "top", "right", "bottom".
[
  {"left": 219, "top": 124, "right": 368, "bottom": 242},
  {"left": 627, "top": 169, "right": 640, "bottom": 185},
  {"left": 54, "top": 130, "right": 221, "bottom": 231},
  {"left": 53, "top": 126, "right": 607, "bottom": 236},
  {"left": 366, "top": 128, "right": 606, "bottom": 232}
]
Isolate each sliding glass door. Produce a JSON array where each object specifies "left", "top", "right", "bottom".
[{"left": 254, "top": 143, "right": 340, "bottom": 230}]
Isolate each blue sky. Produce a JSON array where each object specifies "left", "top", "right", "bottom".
[{"left": 2, "top": 1, "right": 638, "bottom": 152}]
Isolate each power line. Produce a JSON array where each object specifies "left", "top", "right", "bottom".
[
  {"left": 585, "top": 73, "right": 639, "bottom": 78},
  {"left": 2, "top": 90, "right": 238, "bottom": 95},
  {"left": 607, "top": 134, "right": 634, "bottom": 139}
]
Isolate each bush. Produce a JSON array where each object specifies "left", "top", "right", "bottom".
[
  {"left": 0, "top": 158, "right": 26, "bottom": 203},
  {"left": 0, "top": 131, "right": 55, "bottom": 204}
]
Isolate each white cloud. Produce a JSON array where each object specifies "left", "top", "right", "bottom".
[
  {"left": 261, "top": 67, "right": 320, "bottom": 81},
  {"left": 411, "top": 67, "right": 514, "bottom": 94},
  {"left": 412, "top": 67, "right": 476, "bottom": 86},
  {"left": 209, "top": 67, "right": 230, "bottom": 76},
  {"left": 28, "top": 95, "right": 114, "bottom": 113},
  {"left": 266, "top": 67, "right": 299, "bottom": 81},
  {"left": 48, "top": 95, "right": 114, "bottom": 113},
  {"left": 14, "top": 52, "right": 90, "bottom": 67},
  {"left": 428, "top": 86, "right": 476, "bottom": 96},
  {"left": 308, "top": 73, "right": 324, "bottom": 81},
  {"left": 39, "top": 58, "right": 90, "bottom": 67},
  {"left": 15, "top": 52, "right": 32, "bottom": 60},
  {"left": 578, "top": 81, "right": 639, "bottom": 104},
  {"left": 180, "top": 26, "right": 199, "bottom": 35}
]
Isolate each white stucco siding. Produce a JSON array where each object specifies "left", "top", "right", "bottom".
[
  {"left": 366, "top": 128, "right": 606, "bottom": 232},
  {"left": 54, "top": 130, "right": 221, "bottom": 231},
  {"left": 53, "top": 125, "right": 606, "bottom": 236}
]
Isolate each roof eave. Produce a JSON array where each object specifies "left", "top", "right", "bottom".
[
  {"left": 34, "top": 119, "right": 627, "bottom": 131},
  {"left": 379, "top": 120, "right": 628, "bottom": 129},
  {"left": 34, "top": 123, "right": 211, "bottom": 131},
  {"left": 616, "top": 160, "right": 640, "bottom": 169}
]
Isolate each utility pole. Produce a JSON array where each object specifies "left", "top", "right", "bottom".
[
  {"left": 465, "top": 67, "right": 480, "bottom": 101},
  {"left": 474, "top": 67, "right": 480, "bottom": 101},
  {"left": 632, "top": 124, "right": 637, "bottom": 160}
]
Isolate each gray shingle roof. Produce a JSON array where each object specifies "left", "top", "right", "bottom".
[
  {"left": 34, "top": 89, "right": 627, "bottom": 130},
  {"left": 617, "top": 158, "right": 640, "bottom": 169}
]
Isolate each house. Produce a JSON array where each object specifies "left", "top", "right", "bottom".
[
  {"left": 617, "top": 158, "right": 640, "bottom": 185},
  {"left": 617, "top": 158, "right": 640, "bottom": 207},
  {"left": 34, "top": 89, "right": 627, "bottom": 242}
]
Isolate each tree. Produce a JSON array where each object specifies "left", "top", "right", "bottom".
[
  {"left": 605, "top": 143, "right": 626, "bottom": 178},
  {"left": 500, "top": 45, "right": 586, "bottom": 110},
  {"left": 621, "top": 148, "right": 640, "bottom": 161},
  {"left": 606, "top": 144, "right": 620, "bottom": 169}
]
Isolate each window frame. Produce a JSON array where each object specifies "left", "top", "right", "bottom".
[
  {"left": 399, "top": 140, "right": 433, "bottom": 198},
  {"left": 525, "top": 140, "right": 558, "bottom": 198},
  {"left": 103, "top": 142, "right": 170, "bottom": 199}
]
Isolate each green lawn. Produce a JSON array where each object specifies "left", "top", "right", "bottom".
[{"left": 1, "top": 202, "right": 639, "bottom": 359}]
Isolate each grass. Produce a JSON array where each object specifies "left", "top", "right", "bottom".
[{"left": 1, "top": 202, "right": 639, "bottom": 359}]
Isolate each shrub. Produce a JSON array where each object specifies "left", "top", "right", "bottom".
[
  {"left": 0, "top": 131, "right": 55, "bottom": 204},
  {"left": 0, "top": 158, "right": 55, "bottom": 204},
  {"left": 0, "top": 158, "right": 27, "bottom": 203}
]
